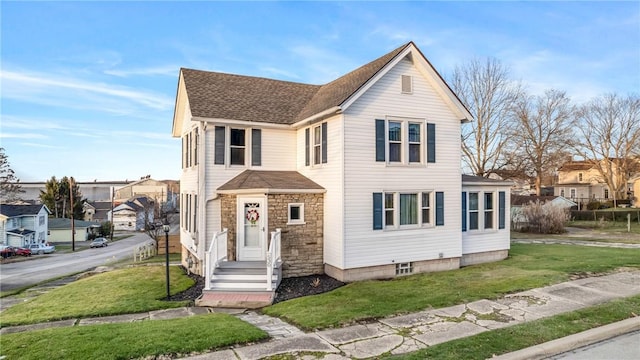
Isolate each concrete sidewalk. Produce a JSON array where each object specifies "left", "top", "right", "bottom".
[
  {"left": 181, "top": 270, "right": 640, "bottom": 360},
  {"left": 2, "top": 270, "right": 639, "bottom": 359}
]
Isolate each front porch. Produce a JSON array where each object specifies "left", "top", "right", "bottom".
[{"left": 196, "top": 228, "right": 282, "bottom": 308}]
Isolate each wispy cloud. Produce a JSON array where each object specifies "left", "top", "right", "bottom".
[
  {"left": 19, "top": 142, "right": 61, "bottom": 149},
  {"left": 104, "top": 65, "right": 179, "bottom": 78},
  {"left": 1, "top": 69, "right": 173, "bottom": 112},
  {"left": 0, "top": 132, "right": 48, "bottom": 139}
]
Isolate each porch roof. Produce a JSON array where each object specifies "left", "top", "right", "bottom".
[{"left": 217, "top": 170, "right": 325, "bottom": 194}]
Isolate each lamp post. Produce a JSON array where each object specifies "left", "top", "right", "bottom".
[{"left": 163, "top": 222, "right": 170, "bottom": 300}]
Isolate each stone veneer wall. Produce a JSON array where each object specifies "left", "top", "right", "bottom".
[
  {"left": 268, "top": 193, "right": 324, "bottom": 278},
  {"left": 219, "top": 194, "right": 238, "bottom": 261}
]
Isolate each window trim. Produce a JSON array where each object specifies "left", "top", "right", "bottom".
[
  {"left": 377, "top": 191, "right": 435, "bottom": 230},
  {"left": 305, "top": 122, "right": 328, "bottom": 167},
  {"left": 484, "top": 192, "right": 494, "bottom": 230},
  {"left": 287, "top": 203, "right": 305, "bottom": 225},
  {"left": 379, "top": 117, "right": 426, "bottom": 166},
  {"left": 468, "top": 192, "right": 479, "bottom": 231}
]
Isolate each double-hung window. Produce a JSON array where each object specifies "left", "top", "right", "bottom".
[
  {"left": 469, "top": 192, "right": 479, "bottom": 230},
  {"left": 230, "top": 128, "right": 245, "bottom": 165},
  {"left": 305, "top": 122, "right": 328, "bottom": 166},
  {"left": 376, "top": 118, "right": 434, "bottom": 165},
  {"left": 214, "top": 126, "right": 261, "bottom": 167},
  {"left": 484, "top": 192, "right": 494, "bottom": 229},
  {"left": 373, "top": 191, "right": 441, "bottom": 230},
  {"left": 462, "top": 191, "right": 506, "bottom": 232},
  {"left": 388, "top": 121, "right": 402, "bottom": 162}
]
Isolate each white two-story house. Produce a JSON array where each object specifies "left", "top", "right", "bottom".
[
  {"left": 0, "top": 204, "right": 51, "bottom": 247},
  {"left": 172, "top": 42, "right": 511, "bottom": 307}
]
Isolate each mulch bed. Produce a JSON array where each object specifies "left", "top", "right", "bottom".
[{"left": 171, "top": 268, "right": 345, "bottom": 304}]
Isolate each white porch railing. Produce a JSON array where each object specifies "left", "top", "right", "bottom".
[
  {"left": 266, "top": 228, "right": 282, "bottom": 291},
  {"left": 205, "top": 228, "right": 228, "bottom": 290}
]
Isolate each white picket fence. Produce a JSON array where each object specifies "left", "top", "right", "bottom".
[{"left": 133, "top": 240, "right": 157, "bottom": 262}]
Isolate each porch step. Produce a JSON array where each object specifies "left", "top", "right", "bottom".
[
  {"left": 196, "top": 290, "right": 274, "bottom": 309},
  {"left": 210, "top": 279, "right": 279, "bottom": 290}
]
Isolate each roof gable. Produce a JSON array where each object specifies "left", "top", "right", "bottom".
[{"left": 173, "top": 41, "right": 471, "bottom": 132}]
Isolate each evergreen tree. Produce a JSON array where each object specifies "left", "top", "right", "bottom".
[
  {"left": 0, "top": 148, "right": 25, "bottom": 202},
  {"left": 39, "top": 176, "right": 85, "bottom": 218}
]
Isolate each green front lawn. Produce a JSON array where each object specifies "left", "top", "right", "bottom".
[
  {"left": 0, "top": 313, "right": 268, "bottom": 360},
  {"left": 0, "top": 266, "right": 194, "bottom": 327},
  {"left": 263, "top": 244, "right": 640, "bottom": 330}
]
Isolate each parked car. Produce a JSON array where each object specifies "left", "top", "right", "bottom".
[
  {"left": 28, "top": 243, "right": 56, "bottom": 255},
  {"left": 14, "top": 247, "right": 32, "bottom": 256},
  {"left": 0, "top": 245, "right": 16, "bottom": 258},
  {"left": 90, "top": 238, "right": 108, "bottom": 248}
]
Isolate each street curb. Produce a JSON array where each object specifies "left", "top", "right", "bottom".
[{"left": 491, "top": 317, "right": 640, "bottom": 360}]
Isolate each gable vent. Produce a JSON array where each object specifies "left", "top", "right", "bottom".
[{"left": 401, "top": 75, "right": 413, "bottom": 94}]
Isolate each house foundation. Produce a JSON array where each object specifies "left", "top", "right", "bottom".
[
  {"left": 325, "top": 257, "right": 461, "bottom": 283},
  {"left": 460, "top": 249, "right": 509, "bottom": 267}
]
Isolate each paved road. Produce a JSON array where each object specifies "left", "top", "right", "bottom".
[
  {"left": 0, "top": 232, "right": 153, "bottom": 292},
  {"left": 549, "top": 330, "right": 640, "bottom": 360}
]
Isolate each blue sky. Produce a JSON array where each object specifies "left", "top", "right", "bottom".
[{"left": 1, "top": 1, "right": 638, "bottom": 182}]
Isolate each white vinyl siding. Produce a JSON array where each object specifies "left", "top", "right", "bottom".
[
  {"left": 297, "top": 115, "right": 344, "bottom": 268},
  {"left": 462, "top": 184, "right": 511, "bottom": 255},
  {"left": 341, "top": 58, "right": 463, "bottom": 269}
]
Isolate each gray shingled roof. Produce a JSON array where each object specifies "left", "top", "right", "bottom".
[
  {"left": 182, "top": 43, "right": 411, "bottom": 124},
  {"left": 218, "top": 170, "right": 325, "bottom": 192},
  {"left": 0, "top": 204, "right": 47, "bottom": 217},
  {"left": 48, "top": 218, "right": 100, "bottom": 229}
]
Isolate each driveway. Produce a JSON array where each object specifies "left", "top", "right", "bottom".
[{"left": 0, "top": 232, "right": 153, "bottom": 292}]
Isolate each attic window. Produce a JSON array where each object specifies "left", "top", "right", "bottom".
[{"left": 401, "top": 75, "right": 412, "bottom": 94}]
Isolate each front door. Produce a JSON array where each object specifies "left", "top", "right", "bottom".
[{"left": 237, "top": 197, "right": 266, "bottom": 261}]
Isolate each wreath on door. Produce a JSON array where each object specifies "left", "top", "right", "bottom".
[{"left": 246, "top": 209, "right": 259, "bottom": 224}]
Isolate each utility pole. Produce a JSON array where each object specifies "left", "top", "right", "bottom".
[{"left": 69, "top": 177, "right": 75, "bottom": 252}]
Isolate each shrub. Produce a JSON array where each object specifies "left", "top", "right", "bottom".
[
  {"left": 520, "top": 200, "right": 570, "bottom": 234},
  {"left": 586, "top": 200, "right": 602, "bottom": 210}
]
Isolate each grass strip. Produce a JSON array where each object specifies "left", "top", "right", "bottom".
[
  {"left": 0, "top": 266, "right": 194, "bottom": 327},
  {"left": 263, "top": 244, "right": 640, "bottom": 330},
  {"left": 0, "top": 313, "right": 268, "bottom": 360},
  {"left": 388, "top": 295, "right": 640, "bottom": 359}
]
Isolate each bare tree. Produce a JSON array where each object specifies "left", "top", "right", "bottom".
[
  {"left": 511, "top": 90, "right": 575, "bottom": 195},
  {"left": 450, "top": 57, "right": 523, "bottom": 177},
  {"left": 573, "top": 93, "right": 640, "bottom": 203}
]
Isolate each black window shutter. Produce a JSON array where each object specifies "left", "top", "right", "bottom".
[
  {"left": 499, "top": 191, "right": 506, "bottom": 229},
  {"left": 251, "top": 129, "right": 261, "bottom": 166},
  {"left": 305, "top": 128, "right": 310, "bottom": 166},
  {"left": 436, "top": 191, "right": 444, "bottom": 226},
  {"left": 462, "top": 191, "right": 467, "bottom": 232},
  {"left": 427, "top": 123, "right": 436, "bottom": 163},
  {"left": 373, "top": 193, "right": 383, "bottom": 230},
  {"left": 375, "top": 119, "right": 385, "bottom": 162},
  {"left": 214, "top": 126, "right": 225, "bottom": 165},
  {"left": 321, "top": 122, "right": 328, "bottom": 164}
]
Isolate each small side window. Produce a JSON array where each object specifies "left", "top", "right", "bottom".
[{"left": 287, "top": 203, "right": 305, "bottom": 225}]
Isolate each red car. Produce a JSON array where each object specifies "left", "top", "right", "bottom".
[
  {"left": 14, "top": 247, "right": 32, "bottom": 256},
  {"left": 0, "top": 245, "right": 16, "bottom": 258}
]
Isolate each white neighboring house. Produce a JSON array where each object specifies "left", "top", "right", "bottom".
[
  {"left": 172, "top": 41, "right": 512, "bottom": 307},
  {"left": 0, "top": 204, "right": 51, "bottom": 247},
  {"left": 111, "top": 196, "right": 155, "bottom": 231},
  {"left": 510, "top": 195, "right": 576, "bottom": 230}
]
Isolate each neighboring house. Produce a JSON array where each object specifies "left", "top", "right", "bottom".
[
  {"left": 555, "top": 158, "right": 639, "bottom": 207},
  {"left": 114, "top": 177, "right": 178, "bottom": 214},
  {"left": 112, "top": 196, "right": 155, "bottom": 231},
  {"left": 0, "top": 204, "right": 51, "bottom": 247},
  {"left": 172, "top": 41, "right": 512, "bottom": 307},
  {"left": 83, "top": 201, "right": 112, "bottom": 222},
  {"left": 48, "top": 218, "right": 101, "bottom": 242},
  {"left": 631, "top": 175, "right": 640, "bottom": 208},
  {"left": 510, "top": 195, "right": 576, "bottom": 230}
]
